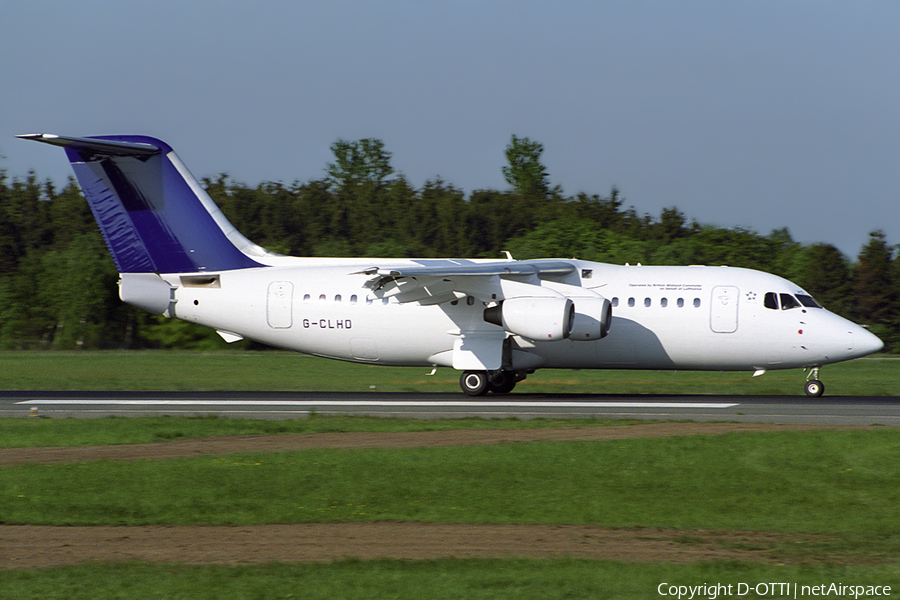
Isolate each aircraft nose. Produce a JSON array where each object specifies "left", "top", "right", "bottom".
[
  {"left": 847, "top": 324, "right": 884, "bottom": 358},
  {"left": 860, "top": 328, "right": 884, "bottom": 355}
]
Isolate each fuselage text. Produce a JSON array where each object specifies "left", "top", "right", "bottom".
[{"left": 303, "top": 318, "right": 352, "bottom": 330}]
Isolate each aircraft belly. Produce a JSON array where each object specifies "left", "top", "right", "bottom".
[
  {"left": 279, "top": 306, "right": 447, "bottom": 366},
  {"left": 530, "top": 315, "right": 768, "bottom": 371}
]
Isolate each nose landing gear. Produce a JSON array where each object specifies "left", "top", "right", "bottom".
[{"left": 805, "top": 367, "right": 824, "bottom": 397}]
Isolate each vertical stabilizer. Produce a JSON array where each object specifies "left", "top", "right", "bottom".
[{"left": 17, "top": 134, "right": 267, "bottom": 274}]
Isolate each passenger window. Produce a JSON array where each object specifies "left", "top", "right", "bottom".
[
  {"left": 303, "top": 294, "right": 311, "bottom": 302},
  {"left": 319, "top": 294, "right": 327, "bottom": 302},
  {"left": 611, "top": 297, "right": 619, "bottom": 307},
  {"left": 628, "top": 298, "right": 635, "bottom": 308},
  {"left": 693, "top": 298, "right": 701, "bottom": 308},
  {"left": 335, "top": 294, "right": 342, "bottom": 303},
  {"left": 780, "top": 294, "right": 801, "bottom": 310},
  {"left": 677, "top": 298, "right": 684, "bottom": 308},
  {"left": 764, "top": 292, "right": 779, "bottom": 310},
  {"left": 660, "top": 298, "right": 668, "bottom": 308},
  {"left": 350, "top": 295, "right": 358, "bottom": 305},
  {"left": 644, "top": 298, "right": 651, "bottom": 307}
]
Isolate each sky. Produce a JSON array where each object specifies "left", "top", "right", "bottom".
[{"left": 2, "top": 1, "right": 898, "bottom": 259}]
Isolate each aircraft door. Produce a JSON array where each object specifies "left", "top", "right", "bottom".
[
  {"left": 710, "top": 286, "right": 739, "bottom": 333},
  {"left": 267, "top": 281, "right": 293, "bottom": 328}
]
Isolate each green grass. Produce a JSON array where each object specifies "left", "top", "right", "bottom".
[
  {"left": 3, "top": 430, "right": 900, "bottom": 547},
  {"left": 2, "top": 560, "right": 898, "bottom": 600},
  {"left": 0, "top": 415, "right": 642, "bottom": 448},
  {"left": 2, "top": 352, "right": 898, "bottom": 594},
  {"left": 1, "top": 350, "right": 897, "bottom": 395}
]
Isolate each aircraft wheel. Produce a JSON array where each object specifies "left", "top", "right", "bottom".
[
  {"left": 805, "top": 379, "right": 825, "bottom": 397},
  {"left": 460, "top": 371, "right": 489, "bottom": 396},
  {"left": 488, "top": 371, "right": 517, "bottom": 394}
]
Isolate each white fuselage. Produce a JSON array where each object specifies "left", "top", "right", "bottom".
[
  {"left": 153, "top": 258, "right": 881, "bottom": 373},
  {"left": 22, "top": 132, "right": 882, "bottom": 394}
]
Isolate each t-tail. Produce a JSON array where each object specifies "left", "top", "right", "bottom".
[{"left": 16, "top": 134, "right": 270, "bottom": 274}]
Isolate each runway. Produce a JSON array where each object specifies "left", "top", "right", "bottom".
[{"left": 0, "top": 391, "right": 898, "bottom": 425}]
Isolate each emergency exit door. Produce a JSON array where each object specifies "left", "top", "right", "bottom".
[
  {"left": 267, "top": 281, "right": 293, "bottom": 328},
  {"left": 710, "top": 286, "right": 739, "bottom": 333}
]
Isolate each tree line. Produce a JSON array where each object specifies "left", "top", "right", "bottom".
[{"left": 0, "top": 136, "right": 897, "bottom": 351}]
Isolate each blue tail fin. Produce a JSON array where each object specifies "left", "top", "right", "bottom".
[{"left": 17, "top": 134, "right": 266, "bottom": 274}]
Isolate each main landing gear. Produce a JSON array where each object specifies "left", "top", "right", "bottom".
[
  {"left": 459, "top": 370, "right": 523, "bottom": 396},
  {"left": 805, "top": 366, "right": 824, "bottom": 397}
]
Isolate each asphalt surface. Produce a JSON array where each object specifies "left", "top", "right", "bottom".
[{"left": 0, "top": 391, "right": 898, "bottom": 425}]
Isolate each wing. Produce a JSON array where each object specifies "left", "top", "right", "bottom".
[
  {"left": 360, "top": 259, "right": 578, "bottom": 305},
  {"left": 357, "top": 259, "right": 611, "bottom": 371},
  {"left": 357, "top": 259, "right": 582, "bottom": 370}
]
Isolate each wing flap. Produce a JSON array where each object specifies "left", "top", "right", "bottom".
[{"left": 452, "top": 331, "right": 505, "bottom": 370}]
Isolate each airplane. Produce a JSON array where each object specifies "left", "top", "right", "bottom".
[{"left": 18, "top": 133, "right": 884, "bottom": 397}]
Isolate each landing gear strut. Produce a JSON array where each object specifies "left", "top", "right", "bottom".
[
  {"left": 459, "top": 370, "right": 523, "bottom": 396},
  {"left": 805, "top": 367, "right": 824, "bottom": 397}
]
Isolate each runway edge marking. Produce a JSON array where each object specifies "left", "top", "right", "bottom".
[{"left": 18, "top": 399, "right": 739, "bottom": 409}]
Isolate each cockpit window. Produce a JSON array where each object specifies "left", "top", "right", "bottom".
[
  {"left": 779, "top": 293, "right": 801, "bottom": 310},
  {"left": 764, "top": 292, "right": 822, "bottom": 311},
  {"left": 796, "top": 294, "right": 822, "bottom": 309}
]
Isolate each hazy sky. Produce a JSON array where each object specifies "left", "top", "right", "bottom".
[{"left": 3, "top": 1, "right": 898, "bottom": 258}]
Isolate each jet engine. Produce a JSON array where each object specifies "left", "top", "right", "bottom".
[
  {"left": 568, "top": 296, "right": 613, "bottom": 341},
  {"left": 484, "top": 297, "right": 574, "bottom": 341}
]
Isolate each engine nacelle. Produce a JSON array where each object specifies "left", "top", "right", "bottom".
[
  {"left": 119, "top": 273, "right": 175, "bottom": 316},
  {"left": 484, "top": 297, "right": 574, "bottom": 341},
  {"left": 569, "top": 296, "right": 612, "bottom": 341}
]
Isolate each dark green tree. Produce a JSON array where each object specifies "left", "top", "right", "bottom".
[
  {"left": 465, "top": 189, "right": 529, "bottom": 257},
  {"left": 651, "top": 207, "right": 689, "bottom": 244},
  {"left": 427, "top": 179, "right": 470, "bottom": 257},
  {"left": 502, "top": 135, "right": 551, "bottom": 198},
  {"left": 39, "top": 232, "right": 119, "bottom": 349},
  {"left": 0, "top": 173, "right": 54, "bottom": 275},
  {"left": 291, "top": 179, "right": 340, "bottom": 256},
  {"left": 573, "top": 187, "right": 626, "bottom": 231},
  {"left": 326, "top": 139, "right": 394, "bottom": 189},
  {"left": 324, "top": 139, "right": 396, "bottom": 253},
  {"left": 853, "top": 230, "right": 896, "bottom": 325}
]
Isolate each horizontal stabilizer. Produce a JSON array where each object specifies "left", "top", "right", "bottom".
[{"left": 16, "top": 133, "right": 160, "bottom": 157}]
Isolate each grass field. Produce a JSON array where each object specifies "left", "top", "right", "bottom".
[
  {"left": 2, "top": 560, "right": 899, "bottom": 600},
  {"left": 3, "top": 429, "right": 900, "bottom": 541},
  {"left": 1, "top": 351, "right": 898, "bottom": 598},
  {"left": 2, "top": 419, "right": 899, "bottom": 597},
  {"left": 1, "top": 350, "right": 898, "bottom": 395},
  {"left": 0, "top": 414, "right": 636, "bottom": 448}
]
